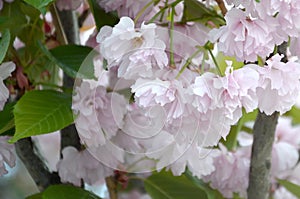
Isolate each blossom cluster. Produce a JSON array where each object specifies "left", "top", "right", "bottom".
[
  {"left": 69, "top": 13, "right": 300, "bottom": 197},
  {"left": 0, "top": 0, "right": 296, "bottom": 198},
  {"left": 203, "top": 117, "right": 300, "bottom": 198},
  {"left": 212, "top": 0, "right": 300, "bottom": 61}
]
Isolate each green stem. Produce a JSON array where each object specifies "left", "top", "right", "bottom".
[
  {"left": 126, "top": 157, "right": 148, "bottom": 172},
  {"left": 149, "top": 0, "right": 182, "bottom": 23},
  {"left": 208, "top": 48, "right": 222, "bottom": 76},
  {"left": 134, "top": 0, "right": 156, "bottom": 24},
  {"left": 176, "top": 47, "right": 202, "bottom": 79},
  {"left": 170, "top": 6, "right": 175, "bottom": 68}
]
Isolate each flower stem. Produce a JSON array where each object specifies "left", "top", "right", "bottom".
[
  {"left": 207, "top": 48, "right": 222, "bottom": 76},
  {"left": 176, "top": 47, "right": 202, "bottom": 79},
  {"left": 170, "top": 6, "right": 176, "bottom": 68},
  {"left": 134, "top": 0, "right": 156, "bottom": 24}
]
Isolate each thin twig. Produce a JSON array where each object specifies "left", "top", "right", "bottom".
[
  {"left": 247, "top": 42, "right": 287, "bottom": 199},
  {"left": 105, "top": 176, "right": 118, "bottom": 199},
  {"left": 215, "top": 0, "right": 227, "bottom": 16}
]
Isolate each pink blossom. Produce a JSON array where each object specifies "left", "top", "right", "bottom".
[
  {"left": 289, "top": 37, "right": 300, "bottom": 58},
  {"left": 274, "top": 186, "right": 298, "bottom": 199},
  {"left": 275, "top": 117, "right": 300, "bottom": 148},
  {"left": 0, "top": 136, "right": 16, "bottom": 176},
  {"left": 197, "top": 108, "right": 232, "bottom": 146},
  {"left": 274, "top": 163, "right": 300, "bottom": 199},
  {"left": 0, "top": 62, "right": 15, "bottom": 111},
  {"left": 272, "top": 142, "right": 298, "bottom": 177},
  {"left": 210, "top": 8, "right": 281, "bottom": 62},
  {"left": 87, "top": 141, "right": 125, "bottom": 170},
  {"left": 190, "top": 72, "right": 218, "bottom": 114},
  {"left": 98, "top": 0, "right": 152, "bottom": 23},
  {"left": 212, "top": 63, "right": 259, "bottom": 123},
  {"left": 202, "top": 145, "right": 251, "bottom": 198},
  {"left": 97, "top": 17, "right": 167, "bottom": 82},
  {"left": 246, "top": 54, "right": 300, "bottom": 115},
  {"left": 72, "top": 80, "right": 127, "bottom": 147},
  {"left": 118, "top": 43, "right": 168, "bottom": 80},
  {"left": 237, "top": 117, "right": 300, "bottom": 178},
  {"left": 97, "top": 0, "right": 123, "bottom": 12},
  {"left": 168, "top": 143, "right": 219, "bottom": 178},
  {"left": 255, "top": 0, "right": 300, "bottom": 38},
  {"left": 190, "top": 62, "right": 259, "bottom": 125},
  {"left": 121, "top": 104, "right": 166, "bottom": 139},
  {"left": 97, "top": 17, "right": 164, "bottom": 65},
  {"left": 131, "top": 78, "right": 189, "bottom": 122},
  {"left": 57, "top": 147, "right": 114, "bottom": 186}
]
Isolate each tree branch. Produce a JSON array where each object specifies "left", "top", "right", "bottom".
[
  {"left": 247, "top": 111, "right": 279, "bottom": 199},
  {"left": 215, "top": 0, "right": 227, "bottom": 16},
  {"left": 15, "top": 138, "right": 61, "bottom": 191},
  {"left": 247, "top": 42, "right": 287, "bottom": 199},
  {"left": 105, "top": 176, "right": 118, "bottom": 199}
]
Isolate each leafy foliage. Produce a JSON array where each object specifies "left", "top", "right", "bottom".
[
  {"left": 88, "top": 0, "right": 119, "bottom": 31},
  {"left": 0, "top": 102, "right": 15, "bottom": 136},
  {"left": 23, "top": 0, "right": 54, "bottom": 14},
  {"left": 278, "top": 179, "right": 300, "bottom": 198},
  {"left": 26, "top": 185, "right": 102, "bottom": 199},
  {"left": 42, "top": 44, "right": 97, "bottom": 79},
  {"left": 144, "top": 170, "right": 209, "bottom": 199},
  {"left": 185, "top": 170, "right": 225, "bottom": 199},
  {"left": 0, "top": 29, "right": 10, "bottom": 64},
  {"left": 10, "top": 90, "right": 74, "bottom": 143},
  {"left": 183, "top": 0, "right": 225, "bottom": 26}
]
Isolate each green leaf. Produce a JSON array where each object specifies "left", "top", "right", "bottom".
[
  {"left": 285, "top": 106, "right": 300, "bottom": 125},
  {"left": 26, "top": 193, "right": 43, "bottom": 199},
  {"left": 0, "top": 102, "right": 15, "bottom": 136},
  {"left": 145, "top": 170, "right": 208, "bottom": 199},
  {"left": 183, "top": 0, "right": 225, "bottom": 26},
  {"left": 23, "top": 0, "right": 54, "bottom": 15},
  {"left": 0, "top": 29, "right": 10, "bottom": 63},
  {"left": 9, "top": 90, "right": 74, "bottom": 143},
  {"left": 26, "top": 185, "right": 102, "bottom": 199},
  {"left": 278, "top": 179, "right": 300, "bottom": 198},
  {"left": 185, "top": 170, "right": 225, "bottom": 199},
  {"left": 222, "top": 109, "right": 257, "bottom": 150},
  {"left": 0, "top": 1, "right": 27, "bottom": 36},
  {"left": 216, "top": 52, "right": 244, "bottom": 73},
  {"left": 88, "top": 0, "right": 119, "bottom": 31},
  {"left": 40, "top": 44, "right": 96, "bottom": 79}
]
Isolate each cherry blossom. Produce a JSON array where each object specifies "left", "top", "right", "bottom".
[
  {"left": 246, "top": 54, "right": 300, "bottom": 115},
  {"left": 97, "top": 17, "right": 165, "bottom": 65},
  {"left": 98, "top": 0, "right": 151, "bottom": 23},
  {"left": 0, "top": 62, "right": 16, "bottom": 111},
  {"left": 57, "top": 147, "right": 114, "bottom": 186},
  {"left": 168, "top": 143, "right": 219, "bottom": 178},
  {"left": 131, "top": 78, "right": 189, "bottom": 122},
  {"left": 0, "top": 136, "right": 16, "bottom": 176},
  {"left": 210, "top": 8, "right": 281, "bottom": 62},
  {"left": 202, "top": 144, "right": 251, "bottom": 198},
  {"left": 255, "top": 0, "right": 300, "bottom": 38},
  {"left": 72, "top": 80, "right": 127, "bottom": 147}
]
